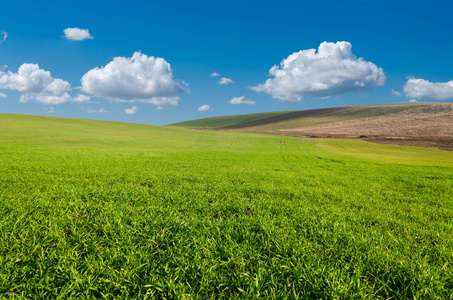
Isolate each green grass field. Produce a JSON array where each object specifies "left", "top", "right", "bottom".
[{"left": 1, "top": 114, "right": 453, "bottom": 298}]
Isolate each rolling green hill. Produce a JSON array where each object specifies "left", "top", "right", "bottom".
[
  {"left": 171, "top": 103, "right": 427, "bottom": 131},
  {"left": 169, "top": 110, "right": 296, "bottom": 128},
  {"left": 1, "top": 113, "right": 452, "bottom": 298}
]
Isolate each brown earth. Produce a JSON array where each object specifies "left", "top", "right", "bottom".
[{"left": 261, "top": 104, "right": 453, "bottom": 151}]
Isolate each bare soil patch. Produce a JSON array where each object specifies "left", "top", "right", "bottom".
[{"left": 267, "top": 104, "right": 453, "bottom": 151}]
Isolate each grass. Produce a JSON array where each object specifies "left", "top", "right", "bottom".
[
  {"left": 169, "top": 111, "right": 296, "bottom": 128},
  {"left": 315, "top": 138, "right": 453, "bottom": 167},
  {"left": 1, "top": 113, "right": 453, "bottom": 298}
]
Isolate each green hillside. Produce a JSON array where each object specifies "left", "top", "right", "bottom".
[
  {"left": 171, "top": 103, "right": 427, "bottom": 132},
  {"left": 169, "top": 110, "right": 296, "bottom": 128},
  {"left": 1, "top": 113, "right": 452, "bottom": 298}
]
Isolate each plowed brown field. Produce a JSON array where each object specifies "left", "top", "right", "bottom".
[{"left": 269, "top": 104, "right": 453, "bottom": 150}]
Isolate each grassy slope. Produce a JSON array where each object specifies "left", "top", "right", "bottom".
[
  {"left": 223, "top": 104, "right": 427, "bottom": 131},
  {"left": 315, "top": 138, "right": 453, "bottom": 166},
  {"left": 169, "top": 111, "right": 296, "bottom": 128},
  {"left": 1, "top": 114, "right": 453, "bottom": 298}
]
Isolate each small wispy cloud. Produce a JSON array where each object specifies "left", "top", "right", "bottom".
[
  {"left": 157, "top": 106, "right": 163, "bottom": 110},
  {"left": 63, "top": 28, "right": 94, "bottom": 41},
  {"left": 84, "top": 107, "right": 110, "bottom": 113},
  {"left": 228, "top": 96, "right": 255, "bottom": 105},
  {"left": 409, "top": 99, "right": 418, "bottom": 103},
  {"left": 74, "top": 94, "right": 91, "bottom": 102},
  {"left": 0, "top": 92, "right": 7, "bottom": 98},
  {"left": 391, "top": 89, "right": 401, "bottom": 97},
  {"left": 0, "top": 31, "right": 7, "bottom": 43},
  {"left": 124, "top": 106, "right": 138, "bottom": 114},
  {"left": 198, "top": 104, "right": 212, "bottom": 111},
  {"left": 218, "top": 77, "right": 233, "bottom": 85},
  {"left": 210, "top": 72, "right": 220, "bottom": 77},
  {"left": 45, "top": 107, "right": 55, "bottom": 113}
]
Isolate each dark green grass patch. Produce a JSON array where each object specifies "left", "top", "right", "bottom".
[
  {"left": 0, "top": 114, "right": 452, "bottom": 299},
  {"left": 169, "top": 111, "right": 296, "bottom": 129}
]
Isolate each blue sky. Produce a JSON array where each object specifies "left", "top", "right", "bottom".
[{"left": 1, "top": 0, "right": 453, "bottom": 125}]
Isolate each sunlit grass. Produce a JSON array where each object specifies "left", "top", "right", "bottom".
[
  {"left": 1, "top": 114, "right": 452, "bottom": 298},
  {"left": 315, "top": 138, "right": 453, "bottom": 167}
]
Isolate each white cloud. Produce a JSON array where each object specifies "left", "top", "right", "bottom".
[
  {"left": 73, "top": 94, "right": 90, "bottom": 102},
  {"left": 197, "top": 104, "right": 212, "bottom": 111},
  {"left": 0, "top": 92, "right": 6, "bottom": 98},
  {"left": 250, "top": 41, "right": 386, "bottom": 101},
  {"left": 210, "top": 72, "right": 220, "bottom": 77},
  {"left": 409, "top": 99, "right": 418, "bottom": 103},
  {"left": 0, "top": 63, "right": 90, "bottom": 104},
  {"left": 157, "top": 106, "right": 163, "bottom": 110},
  {"left": 84, "top": 107, "right": 110, "bottom": 113},
  {"left": 45, "top": 107, "right": 55, "bottom": 113},
  {"left": 124, "top": 106, "right": 138, "bottom": 114},
  {"left": 391, "top": 89, "right": 401, "bottom": 96},
  {"left": 63, "top": 28, "right": 93, "bottom": 41},
  {"left": 228, "top": 96, "right": 255, "bottom": 105},
  {"left": 81, "top": 52, "right": 187, "bottom": 106},
  {"left": 218, "top": 77, "right": 233, "bottom": 85},
  {"left": 0, "top": 31, "right": 7, "bottom": 43},
  {"left": 404, "top": 78, "right": 453, "bottom": 101}
]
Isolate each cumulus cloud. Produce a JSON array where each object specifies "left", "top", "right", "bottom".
[
  {"left": 210, "top": 72, "right": 220, "bottom": 77},
  {"left": 250, "top": 41, "right": 386, "bottom": 101},
  {"left": 0, "top": 92, "right": 6, "bottom": 98},
  {"left": 0, "top": 31, "right": 7, "bottom": 43},
  {"left": 404, "top": 78, "right": 453, "bottom": 101},
  {"left": 0, "top": 63, "right": 90, "bottom": 104},
  {"left": 81, "top": 52, "right": 187, "bottom": 106},
  {"left": 198, "top": 104, "right": 212, "bottom": 111},
  {"left": 124, "top": 106, "right": 138, "bottom": 114},
  {"left": 63, "top": 28, "right": 93, "bottom": 41},
  {"left": 218, "top": 77, "right": 233, "bottom": 85},
  {"left": 228, "top": 96, "right": 255, "bottom": 105},
  {"left": 409, "top": 99, "right": 418, "bottom": 103},
  {"left": 391, "top": 89, "right": 401, "bottom": 96}
]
